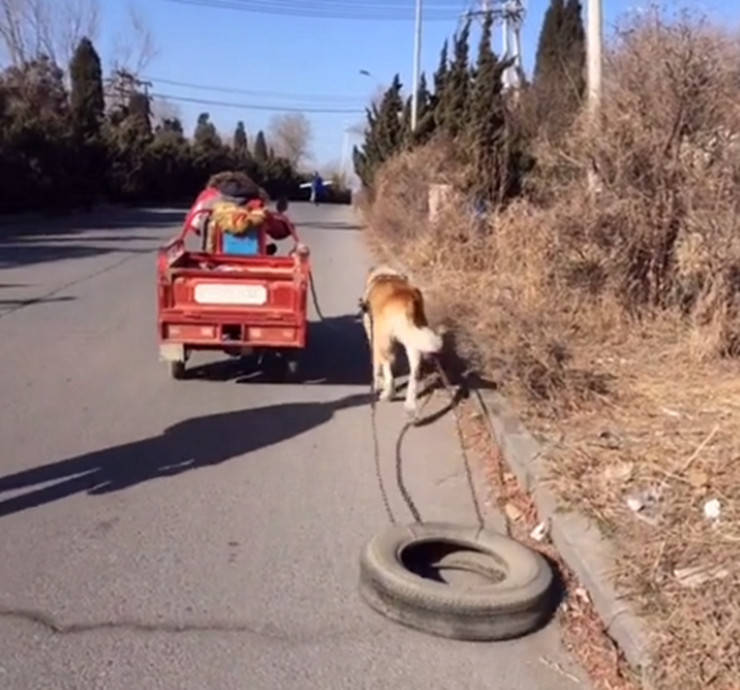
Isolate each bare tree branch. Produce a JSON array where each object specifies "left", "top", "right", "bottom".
[
  {"left": 0, "top": 0, "right": 99, "bottom": 67},
  {"left": 111, "top": 2, "right": 158, "bottom": 76},
  {"left": 268, "top": 112, "right": 313, "bottom": 168},
  {"left": 0, "top": 0, "right": 30, "bottom": 65}
]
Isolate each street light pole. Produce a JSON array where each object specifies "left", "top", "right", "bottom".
[{"left": 410, "top": 0, "right": 423, "bottom": 131}]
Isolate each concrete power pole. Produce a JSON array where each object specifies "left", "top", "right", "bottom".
[
  {"left": 501, "top": 3, "right": 511, "bottom": 88},
  {"left": 410, "top": 0, "right": 423, "bottom": 131},
  {"left": 586, "top": 0, "right": 602, "bottom": 119},
  {"left": 467, "top": 1, "right": 525, "bottom": 91},
  {"left": 586, "top": 0, "right": 603, "bottom": 192}
]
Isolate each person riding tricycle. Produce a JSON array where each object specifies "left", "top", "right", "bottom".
[
  {"left": 186, "top": 171, "right": 307, "bottom": 257},
  {"left": 157, "top": 171, "right": 311, "bottom": 380}
]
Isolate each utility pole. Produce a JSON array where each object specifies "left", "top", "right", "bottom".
[
  {"left": 464, "top": 1, "right": 525, "bottom": 91},
  {"left": 586, "top": 0, "right": 602, "bottom": 119},
  {"left": 586, "top": 0, "right": 603, "bottom": 192},
  {"left": 500, "top": 1, "right": 510, "bottom": 89},
  {"left": 410, "top": 0, "right": 423, "bottom": 131}
]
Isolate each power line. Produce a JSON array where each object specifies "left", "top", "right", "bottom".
[
  {"left": 239, "top": 0, "right": 459, "bottom": 6},
  {"left": 151, "top": 91, "right": 364, "bottom": 113},
  {"left": 164, "top": 0, "right": 462, "bottom": 20},
  {"left": 145, "top": 75, "right": 367, "bottom": 103}
]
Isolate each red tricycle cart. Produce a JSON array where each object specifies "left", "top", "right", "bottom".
[{"left": 156, "top": 199, "right": 310, "bottom": 379}]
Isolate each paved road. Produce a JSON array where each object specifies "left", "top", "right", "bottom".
[{"left": 0, "top": 204, "right": 586, "bottom": 689}]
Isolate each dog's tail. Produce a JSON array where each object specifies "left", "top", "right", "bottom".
[{"left": 400, "top": 289, "right": 443, "bottom": 354}]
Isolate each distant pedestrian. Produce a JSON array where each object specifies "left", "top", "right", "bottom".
[{"left": 310, "top": 172, "right": 324, "bottom": 205}]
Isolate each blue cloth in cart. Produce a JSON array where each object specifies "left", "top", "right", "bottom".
[{"left": 222, "top": 231, "right": 259, "bottom": 256}]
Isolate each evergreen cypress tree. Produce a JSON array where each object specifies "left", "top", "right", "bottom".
[
  {"left": 469, "top": 11, "right": 511, "bottom": 204},
  {"left": 442, "top": 20, "right": 472, "bottom": 138},
  {"left": 162, "top": 118, "right": 184, "bottom": 135},
  {"left": 401, "top": 96, "right": 412, "bottom": 146},
  {"left": 69, "top": 37, "right": 104, "bottom": 137},
  {"left": 194, "top": 112, "right": 220, "bottom": 149},
  {"left": 352, "top": 77, "right": 405, "bottom": 187},
  {"left": 128, "top": 91, "right": 152, "bottom": 138},
  {"left": 534, "top": 0, "right": 565, "bottom": 83},
  {"left": 533, "top": 0, "right": 585, "bottom": 133},
  {"left": 375, "top": 74, "right": 404, "bottom": 158},
  {"left": 563, "top": 0, "right": 586, "bottom": 96},
  {"left": 233, "top": 120, "right": 248, "bottom": 157},
  {"left": 352, "top": 104, "right": 381, "bottom": 187},
  {"left": 433, "top": 40, "right": 449, "bottom": 97},
  {"left": 253, "top": 130, "right": 268, "bottom": 163},
  {"left": 412, "top": 72, "right": 436, "bottom": 144},
  {"left": 432, "top": 39, "right": 449, "bottom": 127}
]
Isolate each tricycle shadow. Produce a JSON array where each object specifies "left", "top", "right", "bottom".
[
  {"left": 0, "top": 392, "right": 371, "bottom": 519},
  {"left": 185, "top": 313, "right": 373, "bottom": 386}
]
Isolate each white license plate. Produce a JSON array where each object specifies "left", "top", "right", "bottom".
[{"left": 194, "top": 283, "right": 267, "bottom": 305}]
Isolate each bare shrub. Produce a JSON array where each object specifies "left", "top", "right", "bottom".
[
  {"left": 525, "top": 8, "right": 740, "bottom": 352},
  {"left": 268, "top": 112, "right": 312, "bottom": 169}
]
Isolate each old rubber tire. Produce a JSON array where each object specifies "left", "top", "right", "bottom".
[
  {"left": 359, "top": 522, "right": 553, "bottom": 641},
  {"left": 169, "top": 361, "right": 186, "bottom": 380}
]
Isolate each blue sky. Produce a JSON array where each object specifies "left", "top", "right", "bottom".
[{"left": 95, "top": 0, "right": 739, "bottom": 170}]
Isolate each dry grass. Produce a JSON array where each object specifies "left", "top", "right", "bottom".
[{"left": 361, "top": 8, "right": 740, "bottom": 689}]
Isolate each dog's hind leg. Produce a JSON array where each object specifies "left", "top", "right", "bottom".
[
  {"left": 376, "top": 338, "right": 395, "bottom": 402},
  {"left": 380, "top": 356, "right": 394, "bottom": 401},
  {"left": 404, "top": 346, "right": 421, "bottom": 414}
]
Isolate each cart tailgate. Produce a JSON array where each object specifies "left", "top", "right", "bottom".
[{"left": 167, "top": 270, "right": 302, "bottom": 318}]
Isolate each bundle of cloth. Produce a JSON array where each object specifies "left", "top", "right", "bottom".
[
  {"left": 210, "top": 199, "right": 268, "bottom": 236},
  {"left": 188, "top": 171, "right": 292, "bottom": 253}
]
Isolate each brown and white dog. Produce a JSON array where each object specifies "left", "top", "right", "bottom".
[{"left": 361, "top": 265, "right": 443, "bottom": 414}]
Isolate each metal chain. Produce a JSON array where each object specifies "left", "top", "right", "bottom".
[
  {"left": 308, "top": 271, "right": 328, "bottom": 322},
  {"left": 356, "top": 290, "right": 485, "bottom": 530},
  {"left": 365, "top": 306, "right": 398, "bottom": 524},
  {"left": 395, "top": 420, "right": 422, "bottom": 522}
]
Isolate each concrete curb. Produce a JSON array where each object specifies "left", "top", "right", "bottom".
[{"left": 471, "top": 389, "right": 654, "bottom": 682}]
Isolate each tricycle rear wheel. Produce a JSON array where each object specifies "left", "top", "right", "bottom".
[
  {"left": 262, "top": 350, "right": 300, "bottom": 381},
  {"left": 169, "top": 361, "right": 186, "bottom": 380},
  {"left": 286, "top": 357, "right": 300, "bottom": 378}
]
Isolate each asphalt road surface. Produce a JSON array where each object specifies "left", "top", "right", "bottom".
[{"left": 0, "top": 203, "right": 587, "bottom": 689}]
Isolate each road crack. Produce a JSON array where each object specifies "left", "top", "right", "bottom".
[{"left": 0, "top": 606, "right": 374, "bottom": 644}]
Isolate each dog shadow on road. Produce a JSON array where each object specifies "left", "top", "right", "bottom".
[{"left": 0, "top": 392, "right": 370, "bottom": 519}]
